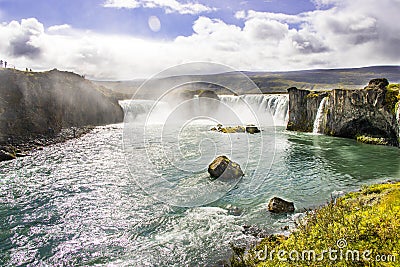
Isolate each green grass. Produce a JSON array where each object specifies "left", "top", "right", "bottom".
[{"left": 231, "top": 182, "right": 400, "bottom": 267}]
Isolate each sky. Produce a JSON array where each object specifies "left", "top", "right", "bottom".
[{"left": 0, "top": 0, "right": 399, "bottom": 79}]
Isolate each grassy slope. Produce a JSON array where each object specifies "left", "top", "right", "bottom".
[{"left": 232, "top": 182, "right": 400, "bottom": 267}]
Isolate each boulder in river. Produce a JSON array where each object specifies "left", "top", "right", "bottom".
[
  {"left": 221, "top": 126, "right": 245, "bottom": 133},
  {"left": 268, "top": 197, "right": 295, "bottom": 213},
  {"left": 208, "top": 155, "right": 244, "bottom": 180},
  {"left": 226, "top": 204, "right": 243, "bottom": 216},
  {"left": 210, "top": 124, "right": 247, "bottom": 133},
  {"left": 245, "top": 125, "right": 261, "bottom": 134}
]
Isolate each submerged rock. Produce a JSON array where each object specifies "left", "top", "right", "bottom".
[
  {"left": 208, "top": 155, "right": 244, "bottom": 180},
  {"left": 226, "top": 204, "right": 243, "bottom": 216},
  {"left": 0, "top": 150, "right": 16, "bottom": 161},
  {"left": 268, "top": 197, "right": 295, "bottom": 213},
  {"left": 242, "top": 225, "right": 269, "bottom": 238},
  {"left": 15, "top": 152, "right": 28, "bottom": 157}
]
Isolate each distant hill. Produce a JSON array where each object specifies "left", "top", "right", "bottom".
[
  {"left": 0, "top": 68, "right": 124, "bottom": 144},
  {"left": 93, "top": 65, "right": 400, "bottom": 99}
]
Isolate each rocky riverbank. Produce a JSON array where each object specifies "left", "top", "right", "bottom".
[
  {"left": 0, "top": 126, "right": 94, "bottom": 161},
  {"left": 0, "top": 68, "right": 125, "bottom": 161},
  {"left": 230, "top": 181, "right": 400, "bottom": 266}
]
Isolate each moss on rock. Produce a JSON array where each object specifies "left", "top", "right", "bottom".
[
  {"left": 385, "top": 85, "right": 400, "bottom": 115},
  {"left": 356, "top": 135, "right": 389, "bottom": 145}
]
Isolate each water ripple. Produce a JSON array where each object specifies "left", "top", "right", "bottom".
[{"left": 0, "top": 124, "right": 399, "bottom": 266}]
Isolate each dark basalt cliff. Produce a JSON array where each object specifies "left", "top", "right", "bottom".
[
  {"left": 287, "top": 78, "right": 400, "bottom": 147},
  {"left": 0, "top": 69, "right": 124, "bottom": 144}
]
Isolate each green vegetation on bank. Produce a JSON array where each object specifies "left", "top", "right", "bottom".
[
  {"left": 231, "top": 182, "right": 400, "bottom": 267},
  {"left": 386, "top": 84, "right": 400, "bottom": 115},
  {"left": 356, "top": 135, "right": 389, "bottom": 145}
]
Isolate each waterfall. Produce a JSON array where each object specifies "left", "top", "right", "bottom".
[
  {"left": 313, "top": 97, "right": 329, "bottom": 134},
  {"left": 218, "top": 94, "right": 289, "bottom": 126},
  {"left": 120, "top": 94, "right": 289, "bottom": 126},
  {"left": 119, "top": 99, "right": 171, "bottom": 124}
]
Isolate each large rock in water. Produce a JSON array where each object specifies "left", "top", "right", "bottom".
[
  {"left": 268, "top": 197, "right": 295, "bottom": 213},
  {"left": 0, "top": 69, "right": 124, "bottom": 144},
  {"left": 210, "top": 125, "right": 246, "bottom": 133},
  {"left": 208, "top": 155, "right": 244, "bottom": 180},
  {"left": 246, "top": 125, "right": 261, "bottom": 134}
]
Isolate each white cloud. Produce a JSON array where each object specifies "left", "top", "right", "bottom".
[
  {"left": 1, "top": 0, "right": 399, "bottom": 79},
  {"left": 291, "top": 29, "right": 330, "bottom": 54},
  {"left": 103, "top": 0, "right": 216, "bottom": 15},
  {"left": 311, "top": 0, "right": 341, "bottom": 8},
  {"left": 234, "top": 10, "right": 246, "bottom": 20},
  {"left": 243, "top": 17, "right": 288, "bottom": 42},
  {"left": 103, "top": 0, "right": 140, "bottom": 8},
  {"left": 241, "top": 10, "right": 306, "bottom": 24},
  {"left": 0, "top": 18, "right": 44, "bottom": 59},
  {"left": 47, "top": 24, "right": 72, "bottom": 33}
]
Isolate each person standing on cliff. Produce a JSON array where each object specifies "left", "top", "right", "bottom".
[
  {"left": 4, "top": 61, "right": 7, "bottom": 68},
  {"left": 0, "top": 60, "right": 3, "bottom": 67}
]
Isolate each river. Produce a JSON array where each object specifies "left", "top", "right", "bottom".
[{"left": 1, "top": 95, "right": 399, "bottom": 266}]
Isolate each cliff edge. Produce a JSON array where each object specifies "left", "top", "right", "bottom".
[
  {"left": 0, "top": 68, "right": 124, "bottom": 144},
  {"left": 287, "top": 78, "right": 400, "bottom": 147}
]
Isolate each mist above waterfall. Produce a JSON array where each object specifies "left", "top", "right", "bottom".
[
  {"left": 120, "top": 93, "right": 289, "bottom": 127},
  {"left": 218, "top": 94, "right": 289, "bottom": 127}
]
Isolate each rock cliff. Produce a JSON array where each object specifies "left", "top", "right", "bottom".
[
  {"left": 0, "top": 69, "right": 124, "bottom": 144},
  {"left": 287, "top": 79, "right": 400, "bottom": 147}
]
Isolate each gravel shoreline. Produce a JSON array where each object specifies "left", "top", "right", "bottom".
[{"left": 0, "top": 126, "right": 94, "bottom": 162}]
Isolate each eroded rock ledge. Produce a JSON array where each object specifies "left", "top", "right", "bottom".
[{"left": 287, "top": 78, "right": 400, "bottom": 147}]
